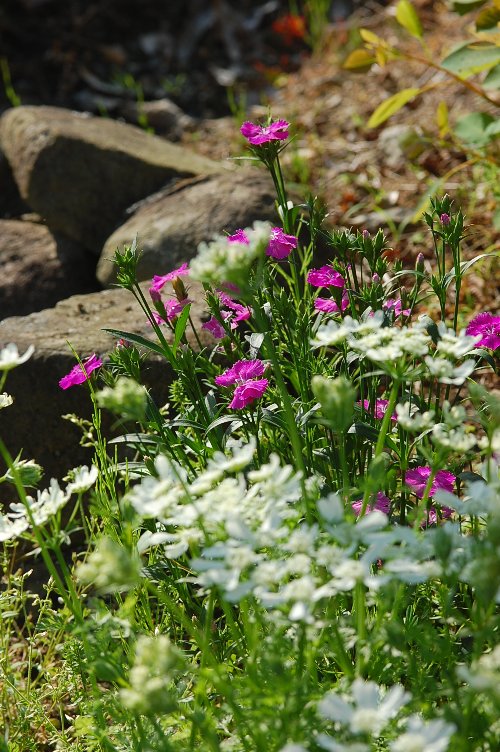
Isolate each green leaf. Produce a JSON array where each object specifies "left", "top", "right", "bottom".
[
  {"left": 475, "top": 6, "right": 500, "bottom": 29},
  {"left": 395, "top": 0, "right": 423, "bottom": 39},
  {"left": 441, "top": 42, "right": 500, "bottom": 76},
  {"left": 102, "top": 328, "right": 166, "bottom": 357},
  {"left": 454, "top": 111, "right": 496, "bottom": 144},
  {"left": 368, "top": 88, "right": 421, "bottom": 128},
  {"left": 173, "top": 302, "right": 192, "bottom": 354},
  {"left": 452, "top": 0, "right": 488, "bottom": 15},
  {"left": 343, "top": 49, "right": 376, "bottom": 71},
  {"left": 483, "top": 62, "right": 500, "bottom": 88}
]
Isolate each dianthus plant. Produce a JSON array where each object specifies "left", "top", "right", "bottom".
[{"left": 2, "top": 116, "right": 499, "bottom": 751}]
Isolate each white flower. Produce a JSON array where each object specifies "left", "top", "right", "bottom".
[
  {"left": 190, "top": 221, "right": 271, "bottom": 288},
  {"left": 431, "top": 424, "right": 476, "bottom": 453},
  {"left": 390, "top": 715, "right": 456, "bottom": 752},
  {"left": 0, "top": 343, "right": 34, "bottom": 371},
  {"left": 424, "top": 357, "right": 476, "bottom": 385},
  {"left": 316, "top": 736, "right": 369, "bottom": 752},
  {"left": 318, "top": 679, "right": 410, "bottom": 737},
  {"left": 77, "top": 537, "right": 141, "bottom": 592},
  {"left": 435, "top": 323, "right": 480, "bottom": 358},
  {"left": 0, "top": 514, "right": 29, "bottom": 541},
  {"left": 310, "top": 315, "right": 370, "bottom": 349},
  {"left": 66, "top": 465, "right": 98, "bottom": 494},
  {"left": 396, "top": 402, "right": 435, "bottom": 432},
  {"left": 0, "top": 392, "right": 13, "bottom": 409},
  {"left": 457, "top": 644, "right": 500, "bottom": 698},
  {"left": 21, "top": 479, "right": 70, "bottom": 526}
]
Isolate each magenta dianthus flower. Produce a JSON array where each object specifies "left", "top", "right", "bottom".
[
  {"left": 383, "top": 298, "right": 411, "bottom": 318},
  {"left": 405, "top": 466, "right": 455, "bottom": 498},
  {"left": 240, "top": 119, "right": 289, "bottom": 145},
  {"left": 228, "top": 229, "right": 250, "bottom": 244},
  {"left": 217, "top": 292, "right": 251, "bottom": 329},
  {"left": 421, "top": 504, "right": 453, "bottom": 528},
  {"left": 466, "top": 312, "right": 500, "bottom": 350},
  {"left": 202, "top": 315, "right": 229, "bottom": 339},
  {"left": 266, "top": 227, "right": 297, "bottom": 260},
  {"left": 307, "top": 266, "right": 345, "bottom": 288},
  {"left": 216, "top": 359, "right": 268, "bottom": 409},
  {"left": 59, "top": 353, "right": 102, "bottom": 390},
  {"left": 358, "top": 399, "right": 397, "bottom": 421},
  {"left": 314, "top": 292, "right": 349, "bottom": 314},
  {"left": 150, "top": 262, "right": 189, "bottom": 295},
  {"left": 352, "top": 492, "right": 391, "bottom": 517},
  {"left": 229, "top": 379, "right": 268, "bottom": 409}
]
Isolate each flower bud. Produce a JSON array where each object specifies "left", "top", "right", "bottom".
[
  {"left": 415, "top": 252, "right": 425, "bottom": 273},
  {"left": 311, "top": 375, "right": 355, "bottom": 432},
  {"left": 440, "top": 213, "right": 451, "bottom": 226}
]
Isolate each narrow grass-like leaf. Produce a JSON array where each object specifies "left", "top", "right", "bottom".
[{"left": 102, "top": 328, "right": 166, "bottom": 357}]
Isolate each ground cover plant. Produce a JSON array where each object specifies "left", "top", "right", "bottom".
[{"left": 1, "top": 114, "right": 500, "bottom": 751}]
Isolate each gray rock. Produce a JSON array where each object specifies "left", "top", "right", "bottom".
[
  {"left": 0, "top": 105, "right": 222, "bottom": 253},
  {"left": 97, "top": 168, "right": 277, "bottom": 287},
  {"left": 0, "top": 218, "right": 98, "bottom": 319},
  {"left": 0, "top": 282, "right": 212, "bottom": 482}
]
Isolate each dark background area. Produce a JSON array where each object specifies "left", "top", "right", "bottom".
[{"left": 0, "top": 0, "right": 315, "bottom": 119}]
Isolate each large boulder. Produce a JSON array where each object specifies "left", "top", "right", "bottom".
[
  {"left": 97, "top": 168, "right": 277, "bottom": 286},
  {"left": 0, "top": 283, "right": 212, "bottom": 483},
  {"left": 0, "top": 218, "right": 98, "bottom": 319},
  {"left": 0, "top": 106, "right": 222, "bottom": 253}
]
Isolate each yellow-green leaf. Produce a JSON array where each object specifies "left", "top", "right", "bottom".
[
  {"left": 343, "top": 49, "right": 376, "bottom": 71},
  {"left": 436, "top": 100, "right": 449, "bottom": 136},
  {"left": 395, "top": 0, "right": 423, "bottom": 40},
  {"left": 360, "top": 28, "right": 386, "bottom": 47},
  {"left": 368, "top": 88, "right": 421, "bottom": 128}
]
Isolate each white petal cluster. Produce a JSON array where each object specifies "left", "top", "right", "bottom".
[
  {"left": 189, "top": 221, "right": 271, "bottom": 288},
  {"left": 0, "top": 343, "right": 34, "bottom": 371},
  {"left": 396, "top": 402, "right": 435, "bottom": 433},
  {"left": 390, "top": 715, "right": 456, "bottom": 752}
]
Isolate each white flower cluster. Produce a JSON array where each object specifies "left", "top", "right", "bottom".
[
  {"left": 311, "top": 315, "right": 478, "bottom": 384},
  {"left": 0, "top": 466, "right": 98, "bottom": 542},
  {"left": 189, "top": 220, "right": 271, "bottom": 288},
  {"left": 126, "top": 442, "right": 500, "bottom": 622},
  {"left": 316, "top": 679, "right": 455, "bottom": 752}
]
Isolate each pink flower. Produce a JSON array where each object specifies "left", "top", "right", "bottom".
[
  {"left": 466, "top": 312, "right": 500, "bottom": 350},
  {"left": 383, "top": 298, "right": 411, "bottom": 318},
  {"left": 59, "top": 353, "right": 102, "bottom": 390},
  {"left": 228, "top": 229, "right": 250, "bottom": 244},
  {"left": 266, "top": 227, "right": 297, "bottom": 260},
  {"left": 314, "top": 292, "right": 349, "bottom": 314},
  {"left": 216, "top": 359, "right": 268, "bottom": 410},
  {"left": 421, "top": 505, "right": 453, "bottom": 528},
  {"left": 358, "top": 399, "right": 397, "bottom": 421},
  {"left": 151, "top": 299, "right": 190, "bottom": 325},
  {"left": 240, "top": 119, "right": 290, "bottom": 145},
  {"left": 150, "top": 262, "right": 189, "bottom": 295},
  {"left": 307, "top": 266, "right": 345, "bottom": 288},
  {"left": 217, "top": 292, "right": 252, "bottom": 329},
  {"left": 229, "top": 379, "right": 268, "bottom": 409},
  {"left": 405, "top": 467, "right": 456, "bottom": 499},
  {"left": 202, "top": 316, "right": 228, "bottom": 339},
  {"left": 215, "top": 359, "right": 266, "bottom": 386},
  {"left": 352, "top": 492, "right": 391, "bottom": 517}
]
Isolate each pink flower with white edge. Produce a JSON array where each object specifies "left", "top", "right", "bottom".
[
  {"left": 228, "top": 229, "right": 250, "bottom": 244},
  {"left": 314, "top": 292, "right": 349, "bottom": 314},
  {"left": 383, "top": 298, "right": 411, "bottom": 318},
  {"left": 405, "top": 466, "right": 455, "bottom": 498},
  {"left": 466, "top": 312, "right": 500, "bottom": 350},
  {"left": 266, "top": 227, "right": 297, "bottom": 260},
  {"left": 352, "top": 492, "right": 390, "bottom": 517},
  {"left": 240, "top": 119, "right": 289, "bottom": 145},
  {"left": 358, "top": 399, "right": 397, "bottom": 421},
  {"left": 59, "top": 353, "right": 102, "bottom": 390},
  {"left": 307, "top": 266, "right": 345, "bottom": 288},
  {"left": 150, "top": 262, "right": 189, "bottom": 295},
  {"left": 215, "top": 359, "right": 268, "bottom": 409}
]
